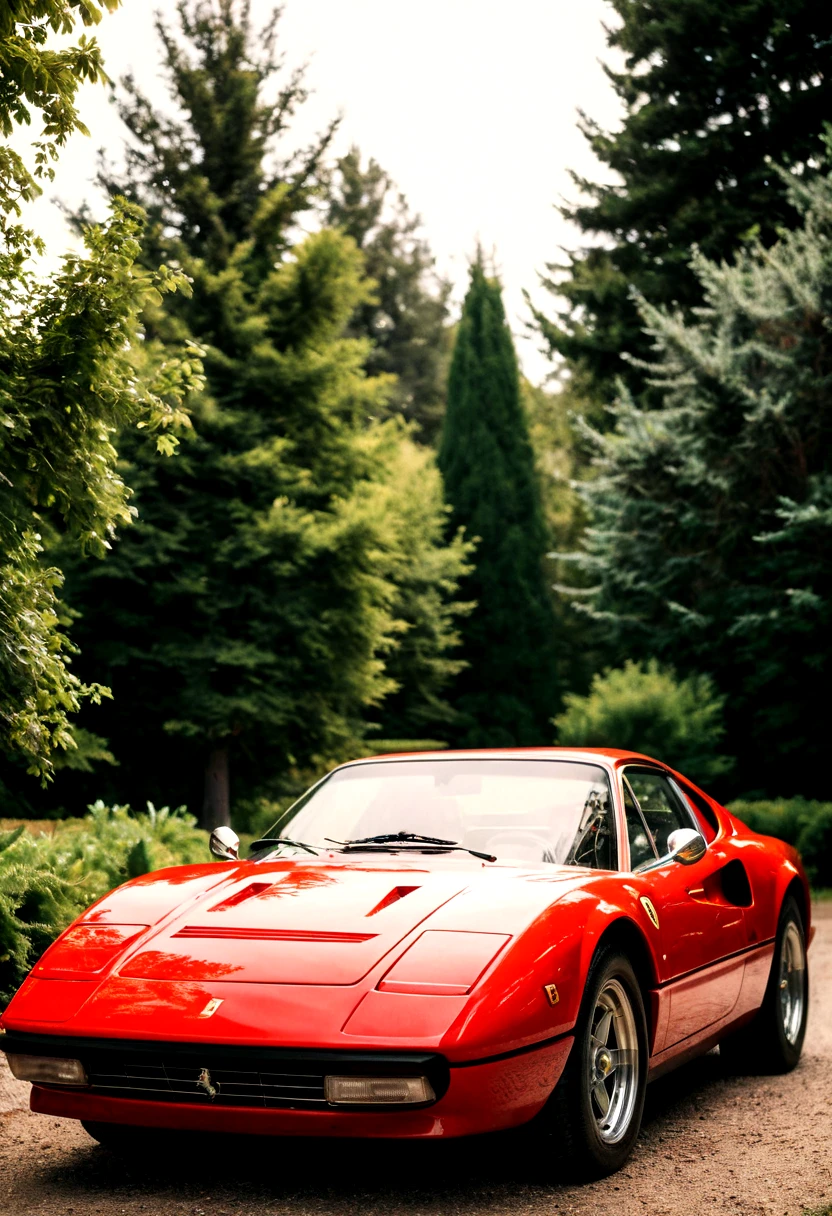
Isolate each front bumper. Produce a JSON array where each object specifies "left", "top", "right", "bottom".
[{"left": 6, "top": 1033, "right": 573, "bottom": 1139}]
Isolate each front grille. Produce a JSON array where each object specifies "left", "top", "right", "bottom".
[
  {"left": 86, "top": 1052, "right": 327, "bottom": 1108},
  {"left": 0, "top": 1032, "right": 449, "bottom": 1111}
]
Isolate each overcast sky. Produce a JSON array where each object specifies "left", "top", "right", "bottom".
[{"left": 22, "top": 0, "right": 624, "bottom": 383}]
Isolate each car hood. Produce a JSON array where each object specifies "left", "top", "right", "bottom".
[{"left": 117, "top": 863, "right": 472, "bottom": 986}]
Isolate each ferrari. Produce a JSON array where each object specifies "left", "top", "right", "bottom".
[{"left": 0, "top": 748, "right": 811, "bottom": 1178}]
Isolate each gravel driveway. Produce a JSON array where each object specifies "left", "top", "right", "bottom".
[{"left": 1, "top": 906, "right": 830, "bottom": 1216}]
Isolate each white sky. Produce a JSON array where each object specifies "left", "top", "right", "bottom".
[{"left": 20, "top": 0, "right": 624, "bottom": 383}]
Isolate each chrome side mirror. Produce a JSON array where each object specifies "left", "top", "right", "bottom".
[
  {"left": 667, "top": 827, "right": 706, "bottom": 866},
  {"left": 209, "top": 825, "right": 240, "bottom": 861}
]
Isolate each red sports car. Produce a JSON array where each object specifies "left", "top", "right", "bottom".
[{"left": 0, "top": 749, "right": 811, "bottom": 1178}]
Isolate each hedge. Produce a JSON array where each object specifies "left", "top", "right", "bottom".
[
  {"left": 728, "top": 798, "right": 832, "bottom": 889},
  {"left": 0, "top": 802, "right": 208, "bottom": 1008}
]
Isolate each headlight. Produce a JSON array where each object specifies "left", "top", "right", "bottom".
[
  {"left": 7, "top": 1054, "right": 88, "bottom": 1087},
  {"left": 34, "top": 923, "right": 147, "bottom": 978},
  {"left": 324, "top": 1075, "right": 435, "bottom": 1105}
]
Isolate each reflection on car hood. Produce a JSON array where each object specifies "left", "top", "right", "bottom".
[{"left": 118, "top": 864, "right": 472, "bottom": 986}]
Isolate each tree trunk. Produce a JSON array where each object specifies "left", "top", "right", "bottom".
[{"left": 201, "top": 743, "right": 230, "bottom": 830}]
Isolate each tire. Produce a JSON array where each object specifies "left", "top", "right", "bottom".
[
  {"left": 535, "top": 947, "right": 649, "bottom": 1180},
  {"left": 720, "top": 895, "right": 808, "bottom": 1075}
]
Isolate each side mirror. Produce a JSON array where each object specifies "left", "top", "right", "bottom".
[
  {"left": 210, "top": 825, "right": 240, "bottom": 861},
  {"left": 667, "top": 827, "right": 706, "bottom": 866}
]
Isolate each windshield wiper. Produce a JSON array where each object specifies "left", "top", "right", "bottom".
[
  {"left": 249, "top": 837, "right": 319, "bottom": 857},
  {"left": 325, "top": 831, "right": 496, "bottom": 863}
]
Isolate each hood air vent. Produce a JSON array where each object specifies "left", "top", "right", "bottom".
[
  {"left": 366, "top": 886, "right": 421, "bottom": 917},
  {"left": 208, "top": 882, "right": 275, "bottom": 912},
  {"left": 172, "top": 926, "right": 378, "bottom": 944}
]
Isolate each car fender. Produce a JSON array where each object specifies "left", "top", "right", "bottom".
[
  {"left": 720, "top": 824, "right": 811, "bottom": 948},
  {"left": 766, "top": 840, "right": 811, "bottom": 944},
  {"left": 437, "top": 878, "right": 660, "bottom": 1063}
]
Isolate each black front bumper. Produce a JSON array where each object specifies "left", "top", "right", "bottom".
[{"left": 0, "top": 1031, "right": 449, "bottom": 1110}]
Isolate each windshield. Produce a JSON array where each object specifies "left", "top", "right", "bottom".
[{"left": 261, "top": 759, "right": 616, "bottom": 869}]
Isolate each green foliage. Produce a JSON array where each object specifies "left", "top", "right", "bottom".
[
  {"left": 522, "top": 378, "right": 605, "bottom": 695},
  {"left": 51, "top": 728, "right": 116, "bottom": 773},
  {"left": 0, "top": 803, "right": 207, "bottom": 1006},
  {"left": 0, "top": 0, "right": 118, "bottom": 222},
  {"left": 326, "top": 147, "right": 452, "bottom": 442},
  {"left": 371, "top": 433, "right": 474, "bottom": 741},
  {"left": 58, "top": 1, "right": 470, "bottom": 827},
  {"left": 0, "top": 3, "right": 201, "bottom": 782},
  {"left": 554, "top": 660, "right": 732, "bottom": 785},
  {"left": 92, "top": 0, "right": 333, "bottom": 276},
  {"left": 523, "top": 380, "right": 585, "bottom": 554},
  {"left": 439, "top": 256, "right": 559, "bottom": 745},
  {"left": 125, "top": 837, "right": 152, "bottom": 879},
  {"left": 564, "top": 155, "right": 832, "bottom": 795},
  {"left": 533, "top": 0, "right": 832, "bottom": 410},
  {"left": 728, "top": 799, "right": 832, "bottom": 888}
]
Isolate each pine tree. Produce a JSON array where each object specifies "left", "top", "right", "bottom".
[
  {"left": 569, "top": 155, "right": 832, "bottom": 796},
  {"left": 439, "top": 257, "right": 559, "bottom": 746},
  {"left": 534, "top": 1, "right": 832, "bottom": 410},
  {"left": 326, "top": 148, "right": 452, "bottom": 443},
  {"left": 58, "top": 1, "right": 469, "bottom": 828}
]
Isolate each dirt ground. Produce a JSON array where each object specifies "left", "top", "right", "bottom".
[{"left": 1, "top": 906, "right": 829, "bottom": 1216}]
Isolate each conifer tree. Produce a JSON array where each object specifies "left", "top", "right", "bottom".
[
  {"left": 59, "top": 1, "right": 469, "bottom": 827},
  {"left": 326, "top": 148, "right": 452, "bottom": 442},
  {"left": 439, "top": 258, "right": 559, "bottom": 745},
  {"left": 569, "top": 156, "right": 832, "bottom": 796},
  {"left": 534, "top": 1, "right": 832, "bottom": 409}
]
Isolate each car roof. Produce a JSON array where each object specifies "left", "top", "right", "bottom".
[{"left": 337, "top": 747, "right": 665, "bottom": 772}]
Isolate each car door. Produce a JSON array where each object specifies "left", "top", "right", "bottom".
[{"left": 621, "top": 767, "right": 748, "bottom": 1051}]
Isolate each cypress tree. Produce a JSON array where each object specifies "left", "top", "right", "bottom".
[
  {"left": 439, "top": 258, "right": 558, "bottom": 746},
  {"left": 569, "top": 155, "right": 832, "bottom": 796},
  {"left": 56, "top": 1, "right": 470, "bottom": 827},
  {"left": 534, "top": 0, "right": 832, "bottom": 410}
]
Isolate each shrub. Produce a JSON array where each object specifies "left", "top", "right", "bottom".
[
  {"left": 728, "top": 798, "right": 832, "bottom": 889},
  {"left": 0, "top": 803, "right": 208, "bottom": 1008},
  {"left": 553, "top": 660, "right": 733, "bottom": 785}
]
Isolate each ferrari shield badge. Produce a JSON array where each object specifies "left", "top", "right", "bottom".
[
  {"left": 544, "top": 983, "right": 559, "bottom": 1006},
  {"left": 198, "top": 997, "right": 223, "bottom": 1019},
  {"left": 640, "top": 896, "right": 660, "bottom": 930}
]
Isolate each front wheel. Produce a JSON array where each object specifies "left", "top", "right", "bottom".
[
  {"left": 537, "top": 948, "right": 648, "bottom": 1180},
  {"left": 720, "top": 895, "right": 808, "bottom": 1074}
]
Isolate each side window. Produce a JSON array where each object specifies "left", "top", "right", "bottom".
[
  {"left": 626, "top": 769, "right": 694, "bottom": 858},
  {"left": 623, "top": 782, "right": 656, "bottom": 869}
]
